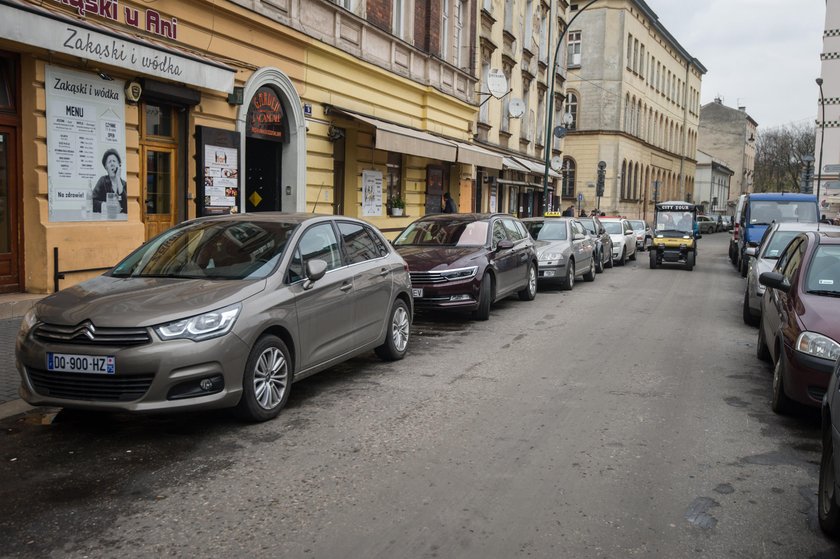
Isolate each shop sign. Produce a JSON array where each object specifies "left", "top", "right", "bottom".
[
  {"left": 247, "top": 87, "right": 287, "bottom": 141},
  {"left": 45, "top": 65, "right": 127, "bottom": 222},
  {"left": 51, "top": 0, "right": 178, "bottom": 40}
]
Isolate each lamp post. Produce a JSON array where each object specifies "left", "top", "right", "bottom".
[
  {"left": 817, "top": 77, "right": 826, "bottom": 206},
  {"left": 541, "top": 0, "right": 598, "bottom": 214}
]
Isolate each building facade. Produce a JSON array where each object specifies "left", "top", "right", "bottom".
[
  {"left": 0, "top": 0, "right": 486, "bottom": 293},
  {"left": 696, "top": 98, "right": 757, "bottom": 207},
  {"left": 694, "top": 150, "right": 733, "bottom": 217},
  {"left": 559, "top": 0, "right": 705, "bottom": 221},
  {"left": 817, "top": 0, "right": 840, "bottom": 219}
]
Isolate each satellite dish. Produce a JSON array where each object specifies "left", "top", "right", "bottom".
[
  {"left": 551, "top": 155, "right": 563, "bottom": 171},
  {"left": 553, "top": 126, "right": 567, "bottom": 138},
  {"left": 508, "top": 98, "right": 525, "bottom": 118},
  {"left": 487, "top": 69, "right": 508, "bottom": 98},
  {"left": 562, "top": 112, "right": 574, "bottom": 126}
]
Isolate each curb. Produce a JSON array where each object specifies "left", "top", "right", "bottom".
[{"left": 0, "top": 399, "right": 34, "bottom": 421}]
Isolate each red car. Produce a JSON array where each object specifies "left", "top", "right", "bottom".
[{"left": 757, "top": 230, "right": 840, "bottom": 413}]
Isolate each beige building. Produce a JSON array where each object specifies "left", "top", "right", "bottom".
[
  {"left": 473, "top": 0, "right": 568, "bottom": 215},
  {"left": 560, "top": 0, "right": 705, "bottom": 220},
  {"left": 697, "top": 99, "right": 757, "bottom": 206}
]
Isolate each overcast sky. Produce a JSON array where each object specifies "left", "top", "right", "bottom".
[{"left": 643, "top": 0, "right": 825, "bottom": 130}]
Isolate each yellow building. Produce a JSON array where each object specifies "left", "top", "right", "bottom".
[
  {"left": 560, "top": 0, "right": 705, "bottom": 220},
  {"left": 0, "top": 0, "right": 482, "bottom": 293}
]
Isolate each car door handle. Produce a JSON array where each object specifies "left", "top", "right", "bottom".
[
  {"left": 519, "top": 253, "right": 527, "bottom": 261},
  {"left": 379, "top": 267, "right": 390, "bottom": 277},
  {"left": 340, "top": 282, "right": 352, "bottom": 292}
]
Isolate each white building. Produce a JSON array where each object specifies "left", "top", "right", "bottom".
[
  {"left": 694, "top": 150, "right": 734, "bottom": 217},
  {"left": 817, "top": 0, "right": 840, "bottom": 218}
]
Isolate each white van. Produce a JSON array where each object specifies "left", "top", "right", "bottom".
[{"left": 729, "top": 194, "right": 747, "bottom": 266}]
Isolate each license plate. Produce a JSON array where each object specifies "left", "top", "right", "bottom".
[
  {"left": 543, "top": 270, "right": 555, "bottom": 277},
  {"left": 47, "top": 353, "right": 115, "bottom": 375},
  {"left": 412, "top": 288, "right": 423, "bottom": 298}
]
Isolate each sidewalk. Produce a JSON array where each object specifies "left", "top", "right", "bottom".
[{"left": 0, "top": 294, "right": 45, "bottom": 416}]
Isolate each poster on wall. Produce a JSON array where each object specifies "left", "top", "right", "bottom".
[
  {"left": 195, "top": 126, "right": 241, "bottom": 216},
  {"left": 46, "top": 65, "right": 127, "bottom": 222},
  {"left": 362, "top": 170, "right": 383, "bottom": 217}
]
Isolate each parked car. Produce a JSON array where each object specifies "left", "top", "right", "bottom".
[
  {"left": 16, "top": 214, "right": 414, "bottom": 422},
  {"left": 737, "top": 192, "right": 819, "bottom": 277},
  {"left": 628, "top": 219, "right": 652, "bottom": 251},
  {"left": 600, "top": 217, "right": 637, "bottom": 265},
  {"left": 578, "top": 216, "right": 614, "bottom": 273},
  {"left": 696, "top": 215, "right": 717, "bottom": 234},
  {"left": 818, "top": 357, "right": 840, "bottom": 537},
  {"left": 720, "top": 215, "right": 734, "bottom": 232},
  {"left": 393, "top": 213, "right": 537, "bottom": 321},
  {"left": 730, "top": 194, "right": 747, "bottom": 267},
  {"left": 522, "top": 216, "right": 596, "bottom": 290},
  {"left": 743, "top": 223, "right": 840, "bottom": 326},
  {"left": 756, "top": 230, "right": 840, "bottom": 414}
]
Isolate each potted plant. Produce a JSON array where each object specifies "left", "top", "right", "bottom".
[{"left": 390, "top": 195, "right": 405, "bottom": 217}]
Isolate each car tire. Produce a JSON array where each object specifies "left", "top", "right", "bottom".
[
  {"left": 649, "top": 251, "right": 658, "bottom": 269},
  {"left": 605, "top": 249, "right": 614, "bottom": 269},
  {"left": 685, "top": 251, "right": 695, "bottom": 271},
  {"left": 742, "top": 291, "right": 759, "bottom": 327},
  {"left": 771, "top": 355, "right": 794, "bottom": 415},
  {"left": 583, "top": 259, "right": 596, "bottom": 282},
  {"left": 819, "top": 428, "right": 840, "bottom": 537},
  {"left": 518, "top": 263, "right": 537, "bottom": 301},
  {"left": 629, "top": 247, "right": 637, "bottom": 261},
  {"left": 740, "top": 256, "right": 748, "bottom": 278},
  {"left": 617, "top": 248, "right": 626, "bottom": 266},
  {"left": 756, "top": 324, "right": 772, "bottom": 363},
  {"left": 235, "top": 335, "right": 292, "bottom": 422},
  {"left": 594, "top": 250, "right": 604, "bottom": 274},
  {"left": 375, "top": 299, "right": 411, "bottom": 361},
  {"left": 473, "top": 273, "right": 493, "bottom": 321},
  {"left": 561, "top": 260, "right": 575, "bottom": 291}
]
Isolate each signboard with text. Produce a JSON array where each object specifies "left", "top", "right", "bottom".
[{"left": 195, "top": 127, "right": 241, "bottom": 216}]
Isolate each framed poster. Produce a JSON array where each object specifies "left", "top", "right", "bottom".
[
  {"left": 362, "top": 170, "right": 383, "bottom": 217},
  {"left": 46, "top": 65, "right": 127, "bottom": 222},
  {"left": 195, "top": 126, "right": 241, "bottom": 216}
]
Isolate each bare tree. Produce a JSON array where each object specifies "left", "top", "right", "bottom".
[{"left": 754, "top": 122, "right": 816, "bottom": 192}]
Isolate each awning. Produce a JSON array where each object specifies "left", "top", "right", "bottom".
[
  {"left": 512, "top": 156, "right": 562, "bottom": 179},
  {"left": 503, "top": 157, "right": 530, "bottom": 173},
  {"left": 0, "top": 0, "right": 235, "bottom": 93},
  {"left": 331, "top": 108, "right": 458, "bottom": 162},
  {"left": 451, "top": 141, "right": 504, "bottom": 169},
  {"left": 496, "top": 178, "right": 531, "bottom": 186}
]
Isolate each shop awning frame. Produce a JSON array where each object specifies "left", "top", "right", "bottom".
[{"left": 451, "top": 140, "right": 504, "bottom": 169}]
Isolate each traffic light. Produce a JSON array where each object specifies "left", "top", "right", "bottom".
[{"left": 596, "top": 161, "right": 606, "bottom": 198}]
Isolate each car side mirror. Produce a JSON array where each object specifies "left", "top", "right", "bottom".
[
  {"left": 759, "top": 271, "right": 790, "bottom": 293},
  {"left": 745, "top": 247, "right": 757, "bottom": 257},
  {"left": 303, "top": 259, "right": 328, "bottom": 289},
  {"left": 496, "top": 239, "right": 514, "bottom": 251}
]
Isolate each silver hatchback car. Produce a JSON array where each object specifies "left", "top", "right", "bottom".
[{"left": 16, "top": 213, "right": 413, "bottom": 422}]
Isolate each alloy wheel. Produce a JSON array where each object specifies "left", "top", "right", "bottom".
[
  {"left": 253, "top": 347, "right": 289, "bottom": 410},
  {"left": 391, "top": 305, "right": 410, "bottom": 352}
]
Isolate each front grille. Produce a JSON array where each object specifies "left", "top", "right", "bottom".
[
  {"left": 27, "top": 369, "right": 154, "bottom": 402},
  {"left": 35, "top": 322, "right": 151, "bottom": 346},
  {"left": 409, "top": 271, "right": 448, "bottom": 285}
]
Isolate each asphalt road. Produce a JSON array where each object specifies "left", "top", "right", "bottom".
[{"left": 1, "top": 233, "right": 837, "bottom": 558}]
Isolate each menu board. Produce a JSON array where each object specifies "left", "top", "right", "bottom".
[
  {"left": 45, "top": 65, "right": 127, "bottom": 222},
  {"left": 362, "top": 170, "right": 383, "bottom": 217},
  {"left": 195, "top": 127, "right": 240, "bottom": 216}
]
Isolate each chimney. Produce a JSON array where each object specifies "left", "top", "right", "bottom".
[{"left": 738, "top": 106, "right": 746, "bottom": 112}]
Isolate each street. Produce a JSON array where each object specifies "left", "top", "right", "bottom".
[{"left": 0, "top": 233, "right": 837, "bottom": 558}]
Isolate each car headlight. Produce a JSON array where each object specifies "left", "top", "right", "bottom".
[
  {"left": 440, "top": 266, "right": 478, "bottom": 280},
  {"left": 795, "top": 331, "right": 840, "bottom": 361},
  {"left": 539, "top": 252, "right": 563, "bottom": 262},
  {"left": 155, "top": 304, "right": 241, "bottom": 342},
  {"left": 19, "top": 307, "right": 38, "bottom": 338}
]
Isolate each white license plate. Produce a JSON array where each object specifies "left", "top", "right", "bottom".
[
  {"left": 47, "top": 353, "right": 115, "bottom": 375},
  {"left": 543, "top": 270, "right": 556, "bottom": 277},
  {"left": 412, "top": 288, "right": 423, "bottom": 298}
]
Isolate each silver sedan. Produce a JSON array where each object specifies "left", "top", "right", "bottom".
[{"left": 522, "top": 217, "right": 596, "bottom": 290}]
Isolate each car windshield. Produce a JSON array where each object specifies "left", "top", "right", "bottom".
[
  {"left": 603, "top": 222, "right": 623, "bottom": 234},
  {"left": 750, "top": 201, "right": 818, "bottom": 225},
  {"left": 655, "top": 211, "right": 694, "bottom": 234},
  {"left": 806, "top": 245, "right": 840, "bottom": 296},
  {"left": 526, "top": 221, "right": 567, "bottom": 240},
  {"left": 578, "top": 218, "right": 596, "bottom": 234},
  {"left": 394, "top": 219, "right": 489, "bottom": 246},
  {"left": 111, "top": 219, "right": 298, "bottom": 280},
  {"left": 629, "top": 221, "right": 645, "bottom": 231},
  {"left": 762, "top": 231, "right": 800, "bottom": 259}
]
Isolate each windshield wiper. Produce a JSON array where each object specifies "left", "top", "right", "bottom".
[{"left": 807, "top": 289, "right": 840, "bottom": 297}]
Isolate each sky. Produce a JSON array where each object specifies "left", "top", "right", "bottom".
[{"left": 643, "top": 0, "right": 825, "bottom": 130}]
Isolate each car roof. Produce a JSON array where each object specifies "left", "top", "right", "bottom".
[
  {"left": 412, "top": 213, "right": 511, "bottom": 222},
  {"left": 816, "top": 231, "right": 840, "bottom": 244},
  {"left": 193, "top": 212, "right": 336, "bottom": 226},
  {"left": 771, "top": 222, "right": 840, "bottom": 233},
  {"left": 748, "top": 193, "right": 817, "bottom": 201}
]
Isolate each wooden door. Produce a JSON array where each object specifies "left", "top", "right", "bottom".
[
  {"left": 142, "top": 147, "right": 176, "bottom": 240},
  {"left": 0, "top": 126, "right": 19, "bottom": 291}
]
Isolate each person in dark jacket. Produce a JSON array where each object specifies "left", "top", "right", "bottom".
[
  {"left": 442, "top": 192, "right": 458, "bottom": 213},
  {"left": 562, "top": 205, "right": 575, "bottom": 217}
]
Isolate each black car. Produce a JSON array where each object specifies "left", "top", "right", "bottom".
[
  {"left": 578, "top": 216, "right": 614, "bottom": 273},
  {"left": 393, "top": 213, "right": 538, "bottom": 321}
]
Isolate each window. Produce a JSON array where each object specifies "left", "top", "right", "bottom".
[
  {"left": 387, "top": 152, "right": 403, "bottom": 208},
  {"left": 633, "top": 39, "right": 639, "bottom": 73},
  {"left": 392, "top": 0, "right": 405, "bottom": 39},
  {"left": 288, "top": 223, "right": 342, "bottom": 282},
  {"left": 504, "top": 0, "right": 514, "bottom": 31},
  {"left": 640, "top": 45, "right": 646, "bottom": 77},
  {"left": 567, "top": 31, "right": 581, "bottom": 67},
  {"left": 537, "top": 91, "right": 545, "bottom": 145},
  {"left": 0, "top": 55, "right": 16, "bottom": 112},
  {"left": 483, "top": 0, "right": 492, "bottom": 13},
  {"left": 561, "top": 158, "right": 576, "bottom": 198},
  {"left": 338, "top": 222, "right": 386, "bottom": 264},
  {"left": 539, "top": 9, "right": 548, "bottom": 63},
  {"left": 480, "top": 61, "right": 490, "bottom": 124},
  {"left": 626, "top": 34, "right": 633, "bottom": 69},
  {"left": 337, "top": 0, "right": 355, "bottom": 11},
  {"left": 454, "top": 0, "right": 465, "bottom": 68},
  {"left": 502, "top": 218, "right": 524, "bottom": 240},
  {"left": 566, "top": 92, "right": 578, "bottom": 130},
  {"left": 441, "top": 0, "right": 450, "bottom": 60}
]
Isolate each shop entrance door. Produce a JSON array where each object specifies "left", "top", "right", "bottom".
[
  {"left": 0, "top": 127, "right": 19, "bottom": 291},
  {"left": 142, "top": 147, "right": 176, "bottom": 241},
  {"left": 246, "top": 137, "right": 282, "bottom": 212}
]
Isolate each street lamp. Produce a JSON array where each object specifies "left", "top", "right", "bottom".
[
  {"left": 541, "top": 0, "right": 598, "bottom": 214},
  {"left": 817, "top": 77, "right": 826, "bottom": 206}
]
